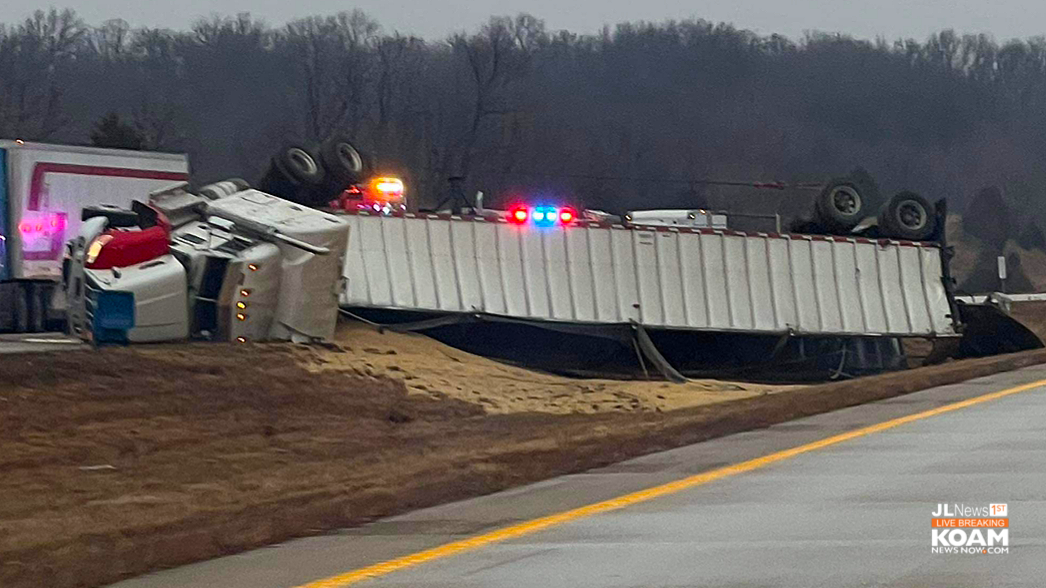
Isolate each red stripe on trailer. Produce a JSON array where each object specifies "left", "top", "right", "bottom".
[
  {"left": 24, "top": 162, "right": 189, "bottom": 261},
  {"left": 27, "top": 163, "right": 188, "bottom": 210}
]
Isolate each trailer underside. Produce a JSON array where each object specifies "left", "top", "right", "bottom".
[{"left": 343, "top": 307, "right": 958, "bottom": 381}]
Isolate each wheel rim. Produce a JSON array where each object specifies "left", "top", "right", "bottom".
[
  {"left": 336, "top": 143, "right": 363, "bottom": 173},
  {"left": 288, "top": 148, "right": 318, "bottom": 175},
  {"left": 896, "top": 200, "right": 927, "bottom": 230},
  {"left": 830, "top": 186, "right": 862, "bottom": 217}
]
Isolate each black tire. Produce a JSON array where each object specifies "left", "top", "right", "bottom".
[
  {"left": 878, "top": 191, "right": 936, "bottom": 241},
  {"left": 845, "top": 167, "right": 885, "bottom": 211},
  {"left": 273, "top": 145, "right": 325, "bottom": 187},
  {"left": 319, "top": 137, "right": 371, "bottom": 185},
  {"left": 259, "top": 145, "right": 326, "bottom": 203},
  {"left": 814, "top": 179, "right": 865, "bottom": 232}
]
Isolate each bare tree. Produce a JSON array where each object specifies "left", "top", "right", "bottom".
[
  {"left": 0, "top": 8, "right": 87, "bottom": 139},
  {"left": 447, "top": 14, "right": 546, "bottom": 176},
  {"left": 6, "top": 7, "right": 1046, "bottom": 249},
  {"left": 278, "top": 10, "right": 379, "bottom": 143},
  {"left": 91, "top": 18, "right": 131, "bottom": 61},
  {"left": 121, "top": 27, "right": 187, "bottom": 150}
]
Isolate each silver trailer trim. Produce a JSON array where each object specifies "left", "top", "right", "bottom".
[{"left": 340, "top": 212, "right": 958, "bottom": 338}]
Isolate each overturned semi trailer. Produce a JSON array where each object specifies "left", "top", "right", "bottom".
[{"left": 338, "top": 210, "right": 960, "bottom": 379}]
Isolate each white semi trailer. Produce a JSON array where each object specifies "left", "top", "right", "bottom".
[
  {"left": 0, "top": 140, "right": 189, "bottom": 332},
  {"left": 339, "top": 209, "right": 958, "bottom": 339},
  {"left": 334, "top": 205, "right": 960, "bottom": 377}
]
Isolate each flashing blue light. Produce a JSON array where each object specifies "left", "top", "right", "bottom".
[{"left": 532, "top": 206, "right": 557, "bottom": 227}]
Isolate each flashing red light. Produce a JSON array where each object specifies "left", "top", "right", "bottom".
[
  {"left": 558, "top": 208, "right": 576, "bottom": 224},
  {"left": 17, "top": 213, "right": 66, "bottom": 234},
  {"left": 509, "top": 206, "right": 529, "bottom": 224}
]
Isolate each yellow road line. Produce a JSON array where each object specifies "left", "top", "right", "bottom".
[{"left": 296, "top": 377, "right": 1046, "bottom": 588}]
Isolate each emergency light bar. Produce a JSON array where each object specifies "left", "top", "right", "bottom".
[
  {"left": 507, "top": 205, "right": 577, "bottom": 226},
  {"left": 370, "top": 177, "right": 404, "bottom": 199}
]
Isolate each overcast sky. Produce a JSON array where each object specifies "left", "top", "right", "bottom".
[{"left": 3, "top": 0, "right": 1045, "bottom": 41}]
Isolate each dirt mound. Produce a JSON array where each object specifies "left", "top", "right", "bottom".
[{"left": 297, "top": 321, "right": 791, "bottom": 414}]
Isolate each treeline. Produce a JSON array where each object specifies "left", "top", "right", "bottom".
[{"left": 3, "top": 8, "right": 1046, "bottom": 223}]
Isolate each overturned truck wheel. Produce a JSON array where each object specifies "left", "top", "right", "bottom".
[
  {"left": 878, "top": 191, "right": 936, "bottom": 241},
  {"left": 320, "top": 137, "right": 370, "bottom": 186},
  {"left": 814, "top": 179, "right": 865, "bottom": 233},
  {"left": 258, "top": 144, "right": 327, "bottom": 205}
]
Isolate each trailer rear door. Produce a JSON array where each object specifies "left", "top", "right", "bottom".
[{"left": 3, "top": 142, "right": 188, "bottom": 280}]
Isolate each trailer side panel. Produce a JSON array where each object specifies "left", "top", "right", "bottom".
[{"left": 340, "top": 213, "right": 959, "bottom": 338}]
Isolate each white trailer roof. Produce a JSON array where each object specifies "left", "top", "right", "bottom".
[{"left": 0, "top": 140, "right": 186, "bottom": 162}]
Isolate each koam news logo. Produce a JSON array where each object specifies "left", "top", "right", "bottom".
[{"left": 931, "top": 503, "right": 1009, "bottom": 554}]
